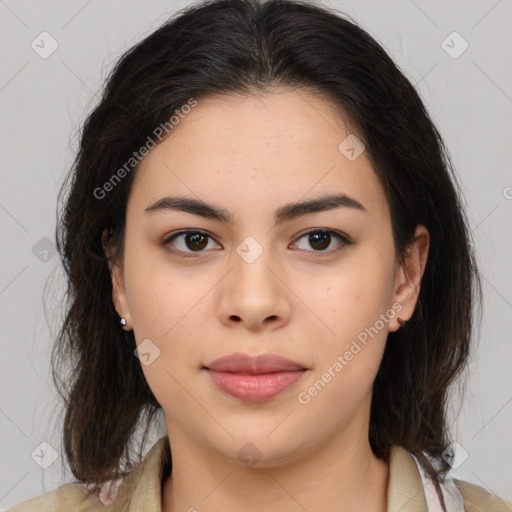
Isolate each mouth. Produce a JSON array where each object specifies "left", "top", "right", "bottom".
[{"left": 203, "top": 352, "right": 308, "bottom": 402}]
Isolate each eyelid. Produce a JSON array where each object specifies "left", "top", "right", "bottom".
[
  {"left": 292, "top": 227, "right": 352, "bottom": 243},
  {"left": 290, "top": 228, "right": 353, "bottom": 256},
  {"left": 162, "top": 229, "right": 221, "bottom": 257},
  {"left": 162, "top": 228, "right": 353, "bottom": 257}
]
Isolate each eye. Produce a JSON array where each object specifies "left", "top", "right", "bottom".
[
  {"left": 291, "top": 229, "right": 352, "bottom": 256},
  {"left": 162, "top": 228, "right": 352, "bottom": 258},
  {"left": 163, "top": 230, "right": 221, "bottom": 257}
]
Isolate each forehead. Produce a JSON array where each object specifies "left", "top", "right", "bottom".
[
  {"left": 128, "top": 88, "right": 389, "bottom": 222},
  {"left": 159, "top": 88, "right": 356, "bottom": 154}
]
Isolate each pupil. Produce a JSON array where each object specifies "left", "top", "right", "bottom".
[
  {"left": 187, "top": 232, "right": 208, "bottom": 251},
  {"left": 310, "top": 232, "right": 330, "bottom": 250}
]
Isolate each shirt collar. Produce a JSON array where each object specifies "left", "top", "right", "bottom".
[
  {"left": 387, "top": 444, "right": 428, "bottom": 511},
  {"left": 119, "top": 435, "right": 427, "bottom": 512}
]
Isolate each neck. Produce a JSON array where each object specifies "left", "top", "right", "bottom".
[{"left": 161, "top": 428, "right": 389, "bottom": 512}]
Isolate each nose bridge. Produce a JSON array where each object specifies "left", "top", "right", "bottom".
[
  {"left": 230, "top": 234, "right": 277, "bottom": 296},
  {"left": 217, "top": 233, "right": 292, "bottom": 328}
]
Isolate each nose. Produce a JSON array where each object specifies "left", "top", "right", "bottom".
[{"left": 217, "top": 243, "right": 292, "bottom": 332}]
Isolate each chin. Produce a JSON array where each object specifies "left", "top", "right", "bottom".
[{"left": 210, "top": 424, "right": 307, "bottom": 466}]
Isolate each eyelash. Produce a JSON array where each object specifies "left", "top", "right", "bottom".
[{"left": 161, "top": 228, "right": 353, "bottom": 258}]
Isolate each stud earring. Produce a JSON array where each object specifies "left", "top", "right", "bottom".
[
  {"left": 397, "top": 317, "right": 407, "bottom": 329},
  {"left": 119, "top": 317, "right": 127, "bottom": 327}
]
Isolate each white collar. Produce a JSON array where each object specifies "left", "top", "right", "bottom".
[{"left": 410, "top": 453, "right": 466, "bottom": 511}]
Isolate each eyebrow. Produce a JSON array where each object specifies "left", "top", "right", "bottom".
[{"left": 144, "top": 193, "right": 367, "bottom": 225}]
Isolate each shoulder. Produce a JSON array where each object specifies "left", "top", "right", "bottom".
[
  {"left": 453, "top": 478, "right": 512, "bottom": 512},
  {"left": 7, "top": 482, "right": 105, "bottom": 512},
  {"left": 8, "top": 435, "right": 170, "bottom": 512}
]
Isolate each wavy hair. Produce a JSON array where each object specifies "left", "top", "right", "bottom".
[{"left": 51, "top": 0, "right": 482, "bottom": 509}]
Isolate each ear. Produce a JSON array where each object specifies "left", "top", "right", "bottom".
[
  {"left": 102, "top": 228, "right": 132, "bottom": 330},
  {"left": 389, "top": 225, "right": 430, "bottom": 332}
]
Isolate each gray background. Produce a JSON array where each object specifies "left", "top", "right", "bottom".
[{"left": 1, "top": 0, "right": 511, "bottom": 509}]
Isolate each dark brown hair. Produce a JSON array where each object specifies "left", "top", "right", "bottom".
[{"left": 51, "top": 0, "right": 482, "bottom": 509}]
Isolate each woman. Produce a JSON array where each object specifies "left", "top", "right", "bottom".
[{"left": 9, "top": 0, "right": 511, "bottom": 510}]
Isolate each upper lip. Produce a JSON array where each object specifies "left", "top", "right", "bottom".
[{"left": 205, "top": 353, "right": 306, "bottom": 373}]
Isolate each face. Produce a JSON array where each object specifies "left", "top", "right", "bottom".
[{"left": 110, "top": 88, "right": 429, "bottom": 467}]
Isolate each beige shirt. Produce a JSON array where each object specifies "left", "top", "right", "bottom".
[{"left": 8, "top": 436, "right": 512, "bottom": 512}]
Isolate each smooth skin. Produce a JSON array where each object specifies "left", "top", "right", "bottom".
[{"left": 108, "top": 87, "right": 430, "bottom": 512}]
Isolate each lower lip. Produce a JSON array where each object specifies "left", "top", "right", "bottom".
[{"left": 206, "top": 369, "right": 306, "bottom": 402}]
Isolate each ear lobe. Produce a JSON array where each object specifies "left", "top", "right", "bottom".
[{"left": 391, "top": 225, "right": 430, "bottom": 331}]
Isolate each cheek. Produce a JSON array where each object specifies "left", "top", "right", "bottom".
[
  {"left": 127, "top": 270, "right": 207, "bottom": 404},
  {"left": 300, "top": 252, "right": 393, "bottom": 338},
  {"left": 124, "top": 253, "right": 216, "bottom": 372},
  {"left": 129, "top": 279, "right": 206, "bottom": 351},
  {"left": 124, "top": 240, "right": 193, "bottom": 330}
]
